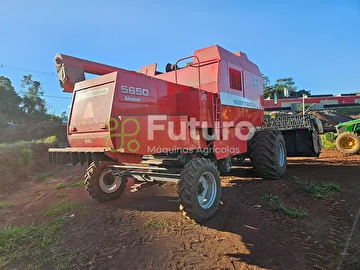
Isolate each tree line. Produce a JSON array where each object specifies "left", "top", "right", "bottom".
[
  {"left": 262, "top": 74, "right": 311, "bottom": 99},
  {"left": 1, "top": 73, "right": 310, "bottom": 122},
  {"left": 0, "top": 74, "right": 66, "bottom": 123}
]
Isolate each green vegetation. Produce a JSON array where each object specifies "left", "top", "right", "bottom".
[
  {"left": 40, "top": 201, "right": 82, "bottom": 217},
  {"left": 0, "top": 198, "right": 84, "bottom": 268},
  {"left": 0, "top": 136, "right": 58, "bottom": 150},
  {"left": 55, "top": 183, "right": 67, "bottom": 190},
  {"left": 56, "top": 193, "right": 67, "bottom": 198},
  {"left": 69, "top": 181, "right": 84, "bottom": 187},
  {"left": 0, "top": 140, "right": 32, "bottom": 149},
  {"left": 304, "top": 180, "right": 341, "bottom": 199},
  {"left": 288, "top": 174, "right": 341, "bottom": 200},
  {"left": 36, "top": 136, "right": 57, "bottom": 144},
  {"left": 34, "top": 172, "right": 54, "bottom": 180},
  {"left": 298, "top": 103, "right": 312, "bottom": 113},
  {"left": 56, "top": 181, "right": 84, "bottom": 190},
  {"left": 0, "top": 216, "right": 75, "bottom": 269},
  {"left": 262, "top": 75, "right": 310, "bottom": 99},
  {"left": 320, "top": 134, "right": 337, "bottom": 148},
  {"left": 144, "top": 220, "right": 173, "bottom": 229},
  {"left": 0, "top": 202, "right": 14, "bottom": 209},
  {"left": 0, "top": 75, "right": 67, "bottom": 122},
  {"left": 20, "top": 147, "right": 34, "bottom": 166},
  {"left": 261, "top": 193, "right": 309, "bottom": 218},
  {"left": 0, "top": 75, "right": 67, "bottom": 145}
]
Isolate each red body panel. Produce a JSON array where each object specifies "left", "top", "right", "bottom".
[
  {"left": 61, "top": 44, "right": 265, "bottom": 163},
  {"left": 109, "top": 115, "right": 206, "bottom": 155},
  {"left": 264, "top": 95, "right": 360, "bottom": 109}
]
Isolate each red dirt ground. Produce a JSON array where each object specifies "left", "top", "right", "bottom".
[{"left": 0, "top": 148, "right": 359, "bottom": 270}]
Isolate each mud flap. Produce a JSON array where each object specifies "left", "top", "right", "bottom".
[
  {"left": 281, "top": 129, "right": 321, "bottom": 157},
  {"left": 312, "top": 131, "right": 322, "bottom": 157}
]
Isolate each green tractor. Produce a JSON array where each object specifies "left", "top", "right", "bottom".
[{"left": 335, "top": 119, "right": 360, "bottom": 154}]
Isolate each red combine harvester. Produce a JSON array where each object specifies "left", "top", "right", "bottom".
[{"left": 49, "top": 45, "right": 323, "bottom": 222}]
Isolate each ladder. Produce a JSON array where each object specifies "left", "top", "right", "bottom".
[{"left": 213, "top": 94, "right": 223, "bottom": 140}]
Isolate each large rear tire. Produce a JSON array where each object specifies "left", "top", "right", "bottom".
[
  {"left": 335, "top": 132, "right": 360, "bottom": 155},
  {"left": 249, "top": 130, "right": 287, "bottom": 180},
  {"left": 178, "top": 158, "right": 221, "bottom": 222},
  {"left": 84, "top": 162, "right": 128, "bottom": 202}
]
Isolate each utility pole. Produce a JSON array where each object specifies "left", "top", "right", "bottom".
[{"left": 302, "top": 94, "right": 305, "bottom": 115}]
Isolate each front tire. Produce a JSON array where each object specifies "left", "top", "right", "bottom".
[
  {"left": 336, "top": 132, "right": 360, "bottom": 155},
  {"left": 84, "top": 162, "right": 128, "bottom": 202},
  {"left": 248, "top": 130, "right": 287, "bottom": 179},
  {"left": 178, "top": 158, "right": 221, "bottom": 222}
]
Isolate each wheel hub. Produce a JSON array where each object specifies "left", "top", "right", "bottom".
[
  {"left": 341, "top": 137, "right": 355, "bottom": 149},
  {"left": 103, "top": 174, "right": 115, "bottom": 185},
  {"left": 99, "top": 169, "right": 122, "bottom": 194},
  {"left": 277, "top": 143, "right": 285, "bottom": 167},
  {"left": 197, "top": 172, "right": 217, "bottom": 209}
]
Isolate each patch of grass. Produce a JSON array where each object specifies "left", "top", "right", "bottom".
[
  {"left": 39, "top": 216, "right": 67, "bottom": 248},
  {"left": 144, "top": 220, "right": 173, "bottom": 229},
  {"left": 261, "top": 193, "right": 308, "bottom": 218},
  {"left": 304, "top": 180, "right": 341, "bottom": 199},
  {"left": 0, "top": 202, "right": 14, "bottom": 209},
  {"left": 323, "top": 183, "right": 341, "bottom": 192},
  {"left": 0, "top": 140, "right": 32, "bottom": 150},
  {"left": 36, "top": 136, "right": 57, "bottom": 144},
  {"left": 69, "top": 181, "right": 84, "bottom": 187},
  {"left": 35, "top": 172, "right": 54, "bottom": 180},
  {"left": 0, "top": 136, "right": 57, "bottom": 151},
  {"left": 55, "top": 181, "right": 84, "bottom": 190},
  {"left": 40, "top": 201, "right": 81, "bottom": 217},
  {"left": 0, "top": 216, "right": 71, "bottom": 269},
  {"left": 56, "top": 193, "right": 67, "bottom": 198},
  {"left": 20, "top": 147, "right": 34, "bottom": 167},
  {"left": 0, "top": 225, "right": 38, "bottom": 253},
  {"left": 55, "top": 183, "right": 67, "bottom": 190}
]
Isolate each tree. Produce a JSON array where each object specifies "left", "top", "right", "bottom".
[
  {"left": 262, "top": 74, "right": 274, "bottom": 99},
  {"left": 0, "top": 76, "right": 22, "bottom": 113},
  {"left": 261, "top": 75, "right": 311, "bottom": 98},
  {"left": 274, "top": 77, "right": 297, "bottom": 98},
  {"left": 20, "top": 74, "right": 47, "bottom": 116},
  {"left": 297, "top": 89, "right": 311, "bottom": 96}
]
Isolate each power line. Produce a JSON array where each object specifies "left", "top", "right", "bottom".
[
  {"left": 0, "top": 64, "right": 73, "bottom": 100},
  {"left": 0, "top": 64, "right": 55, "bottom": 76},
  {"left": 2, "top": 63, "right": 360, "bottom": 95},
  {"left": 44, "top": 94, "right": 72, "bottom": 100}
]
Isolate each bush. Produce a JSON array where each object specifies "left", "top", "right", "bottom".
[{"left": 20, "top": 148, "right": 34, "bottom": 167}]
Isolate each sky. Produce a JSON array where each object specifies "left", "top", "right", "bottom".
[{"left": 0, "top": 0, "right": 359, "bottom": 115}]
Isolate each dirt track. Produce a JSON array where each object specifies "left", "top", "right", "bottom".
[{"left": 0, "top": 148, "right": 359, "bottom": 270}]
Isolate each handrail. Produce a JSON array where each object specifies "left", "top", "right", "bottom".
[{"left": 174, "top": 55, "right": 201, "bottom": 91}]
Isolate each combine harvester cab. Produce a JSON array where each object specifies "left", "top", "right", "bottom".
[{"left": 48, "top": 45, "right": 323, "bottom": 222}]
